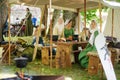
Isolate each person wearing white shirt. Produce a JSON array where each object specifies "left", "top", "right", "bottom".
[{"left": 53, "top": 18, "right": 64, "bottom": 38}]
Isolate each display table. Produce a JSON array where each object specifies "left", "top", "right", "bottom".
[{"left": 55, "top": 41, "right": 87, "bottom": 68}]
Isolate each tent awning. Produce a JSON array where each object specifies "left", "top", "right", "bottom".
[{"left": 9, "top": 0, "right": 103, "bottom": 12}]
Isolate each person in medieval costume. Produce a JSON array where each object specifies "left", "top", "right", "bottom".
[
  {"left": 25, "top": 8, "right": 33, "bottom": 36},
  {"left": 64, "top": 20, "right": 74, "bottom": 41},
  {"left": 78, "top": 20, "right": 99, "bottom": 68}
]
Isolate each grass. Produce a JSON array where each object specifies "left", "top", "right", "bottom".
[
  {"left": 0, "top": 60, "right": 103, "bottom": 80},
  {"left": 1, "top": 36, "right": 120, "bottom": 80},
  {"left": 0, "top": 60, "right": 120, "bottom": 80}
]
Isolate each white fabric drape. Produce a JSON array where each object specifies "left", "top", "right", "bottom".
[{"left": 104, "top": 9, "right": 120, "bottom": 41}]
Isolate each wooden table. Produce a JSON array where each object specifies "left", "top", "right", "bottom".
[
  {"left": 55, "top": 41, "right": 87, "bottom": 68},
  {"left": 41, "top": 41, "right": 87, "bottom": 68}
]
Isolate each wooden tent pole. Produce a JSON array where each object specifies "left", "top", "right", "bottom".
[
  {"left": 44, "top": 4, "right": 48, "bottom": 37},
  {"left": 77, "top": 8, "right": 81, "bottom": 41},
  {"left": 111, "top": 9, "right": 114, "bottom": 37},
  {"left": 49, "top": 20, "right": 53, "bottom": 68},
  {"left": 8, "top": 4, "right": 11, "bottom": 65},
  {"left": 49, "top": 0, "right": 53, "bottom": 68},
  {"left": 77, "top": 9, "right": 80, "bottom": 34},
  {"left": 84, "top": 0, "right": 86, "bottom": 36},
  {"left": 32, "top": 7, "right": 45, "bottom": 61},
  {"left": 99, "top": 0, "right": 102, "bottom": 32}
]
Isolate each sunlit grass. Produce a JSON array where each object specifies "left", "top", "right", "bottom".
[{"left": 4, "top": 36, "right": 33, "bottom": 44}]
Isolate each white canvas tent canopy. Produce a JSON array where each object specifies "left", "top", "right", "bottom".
[{"left": 9, "top": 0, "right": 101, "bottom": 12}]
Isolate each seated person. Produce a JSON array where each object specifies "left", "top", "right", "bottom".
[
  {"left": 64, "top": 20, "right": 74, "bottom": 41},
  {"left": 64, "top": 20, "right": 76, "bottom": 63},
  {"left": 80, "top": 28, "right": 90, "bottom": 41},
  {"left": 53, "top": 18, "right": 64, "bottom": 38},
  {"left": 78, "top": 20, "right": 100, "bottom": 68},
  {"left": 32, "top": 26, "right": 44, "bottom": 46}
]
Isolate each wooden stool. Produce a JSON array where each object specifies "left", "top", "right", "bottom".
[
  {"left": 87, "top": 51, "right": 100, "bottom": 75},
  {"left": 87, "top": 49, "right": 116, "bottom": 76},
  {"left": 41, "top": 47, "right": 49, "bottom": 65}
]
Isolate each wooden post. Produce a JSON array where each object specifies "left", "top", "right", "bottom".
[
  {"left": 32, "top": 7, "right": 45, "bottom": 61},
  {"left": 49, "top": 0, "right": 53, "bottom": 68},
  {"left": 84, "top": 0, "right": 86, "bottom": 36},
  {"left": 49, "top": 20, "right": 53, "bottom": 68},
  {"left": 111, "top": 9, "right": 114, "bottom": 37},
  {"left": 44, "top": 4, "right": 48, "bottom": 37},
  {"left": 99, "top": 0, "right": 102, "bottom": 32},
  {"left": 77, "top": 9, "right": 80, "bottom": 35},
  {"left": 8, "top": 4, "right": 11, "bottom": 65}
]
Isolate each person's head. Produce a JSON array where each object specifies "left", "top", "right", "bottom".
[
  {"left": 58, "top": 18, "right": 63, "bottom": 24},
  {"left": 26, "top": 8, "right": 30, "bottom": 12},
  {"left": 90, "top": 20, "right": 97, "bottom": 30}
]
